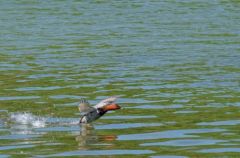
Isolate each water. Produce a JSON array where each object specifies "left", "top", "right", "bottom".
[{"left": 0, "top": 0, "right": 240, "bottom": 157}]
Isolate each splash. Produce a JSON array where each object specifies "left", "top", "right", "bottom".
[{"left": 10, "top": 112, "right": 46, "bottom": 128}]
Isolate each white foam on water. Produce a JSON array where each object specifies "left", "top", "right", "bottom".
[
  {"left": 10, "top": 112, "right": 46, "bottom": 128},
  {"left": 68, "top": 120, "right": 79, "bottom": 125}
]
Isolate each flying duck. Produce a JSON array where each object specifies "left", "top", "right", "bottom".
[{"left": 79, "top": 96, "right": 121, "bottom": 123}]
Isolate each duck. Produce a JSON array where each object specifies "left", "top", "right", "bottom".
[{"left": 79, "top": 96, "right": 121, "bottom": 124}]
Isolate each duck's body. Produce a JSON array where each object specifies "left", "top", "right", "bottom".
[
  {"left": 79, "top": 96, "right": 120, "bottom": 124},
  {"left": 79, "top": 108, "right": 106, "bottom": 123}
]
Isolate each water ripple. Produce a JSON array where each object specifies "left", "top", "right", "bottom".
[
  {"left": 14, "top": 86, "right": 62, "bottom": 91},
  {"left": 0, "top": 96, "right": 40, "bottom": 101},
  {"left": 41, "top": 149, "right": 155, "bottom": 157},
  {"left": 0, "top": 144, "right": 35, "bottom": 151},
  {"left": 141, "top": 139, "right": 226, "bottom": 146},
  {"left": 129, "top": 104, "right": 183, "bottom": 109},
  {"left": 197, "top": 148, "right": 240, "bottom": 153},
  {"left": 118, "top": 128, "right": 226, "bottom": 140},
  {"left": 103, "top": 115, "right": 157, "bottom": 119},
  {"left": 150, "top": 156, "right": 188, "bottom": 158},
  {"left": 96, "top": 123, "right": 162, "bottom": 130},
  {"left": 0, "top": 134, "right": 38, "bottom": 140},
  {"left": 197, "top": 120, "right": 240, "bottom": 126}
]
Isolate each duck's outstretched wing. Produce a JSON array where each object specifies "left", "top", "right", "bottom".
[
  {"left": 78, "top": 98, "right": 95, "bottom": 113},
  {"left": 94, "top": 96, "right": 118, "bottom": 108}
]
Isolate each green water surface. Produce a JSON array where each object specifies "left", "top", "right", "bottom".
[{"left": 0, "top": 0, "right": 240, "bottom": 157}]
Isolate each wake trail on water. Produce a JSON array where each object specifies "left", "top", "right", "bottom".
[
  {"left": 10, "top": 112, "right": 47, "bottom": 128},
  {"left": 9, "top": 112, "right": 80, "bottom": 128}
]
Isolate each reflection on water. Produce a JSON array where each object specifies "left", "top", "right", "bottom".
[
  {"left": 76, "top": 124, "right": 117, "bottom": 148},
  {"left": 76, "top": 124, "right": 96, "bottom": 148}
]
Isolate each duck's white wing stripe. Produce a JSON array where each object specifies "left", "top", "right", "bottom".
[{"left": 102, "top": 96, "right": 118, "bottom": 103}]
